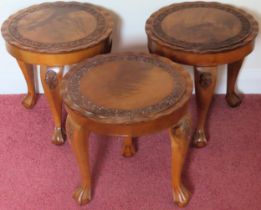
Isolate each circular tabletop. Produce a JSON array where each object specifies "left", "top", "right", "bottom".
[
  {"left": 1, "top": 2, "right": 113, "bottom": 54},
  {"left": 61, "top": 53, "right": 192, "bottom": 124},
  {"left": 146, "top": 1, "right": 258, "bottom": 53}
]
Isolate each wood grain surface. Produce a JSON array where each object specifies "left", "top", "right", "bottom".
[
  {"left": 146, "top": 1, "right": 258, "bottom": 53},
  {"left": 1, "top": 2, "right": 113, "bottom": 53},
  {"left": 61, "top": 53, "right": 192, "bottom": 124}
]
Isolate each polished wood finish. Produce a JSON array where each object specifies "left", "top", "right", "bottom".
[
  {"left": 1, "top": 2, "right": 113, "bottom": 144},
  {"left": 193, "top": 67, "right": 217, "bottom": 147},
  {"left": 169, "top": 115, "right": 191, "bottom": 207},
  {"left": 17, "top": 60, "right": 36, "bottom": 109},
  {"left": 40, "top": 65, "right": 64, "bottom": 145},
  {"left": 146, "top": 1, "right": 258, "bottom": 147},
  {"left": 62, "top": 53, "right": 188, "bottom": 123},
  {"left": 226, "top": 59, "right": 244, "bottom": 107},
  {"left": 61, "top": 53, "right": 193, "bottom": 207},
  {"left": 2, "top": 2, "right": 113, "bottom": 54},
  {"left": 66, "top": 115, "right": 91, "bottom": 205}
]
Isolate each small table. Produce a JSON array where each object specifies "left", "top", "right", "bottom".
[
  {"left": 1, "top": 2, "right": 113, "bottom": 144},
  {"left": 146, "top": 2, "right": 258, "bottom": 147},
  {"left": 61, "top": 53, "right": 193, "bottom": 207}
]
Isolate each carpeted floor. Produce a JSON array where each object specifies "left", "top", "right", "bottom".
[{"left": 0, "top": 94, "right": 260, "bottom": 210}]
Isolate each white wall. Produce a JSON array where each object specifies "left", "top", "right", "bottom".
[{"left": 0, "top": 0, "right": 260, "bottom": 94}]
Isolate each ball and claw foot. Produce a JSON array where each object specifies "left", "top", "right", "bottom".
[
  {"left": 73, "top": 185, "right": 91, "bottom": 205},
  {"left": 173, "top": 185, "right": 191, "bottom": 208},
  {"left": 52, "top": 127, "right": 65, "bottom": 145},
  {"left": 122, "top": 143, "right": 136, "bottom": 157},
  {"left": 22, "top": 94, "right": 37, "bottom": 109},
  {"left": 226, "top": 93, "right": 242, "bottom": 107},
  {"left": 193, "top": 129, "right": 207, "bottom": 148}
]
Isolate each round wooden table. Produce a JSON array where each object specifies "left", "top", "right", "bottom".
[
  {"left": 1, "top": 2, "right": 113, "bottom": 145},
  {"left": 146, "top": 1, "right": 259, "bottom": 147},
  {"left": 61, "top": 53, "right": 193, "bottom": 207}
]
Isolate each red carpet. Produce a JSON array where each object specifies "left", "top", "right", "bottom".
[{"left": 0, "top": 95, "right": 260, "bottom": 210}]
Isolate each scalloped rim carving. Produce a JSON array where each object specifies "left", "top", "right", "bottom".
[
  {"left": 61, "top": 53, "right": 193, "bottom": 123},
  {"left": 1, "top": 1, "right": 113, "bottom": 54},
  {"left": 146, "top": 1, "right": 259, "bottom": 54}
]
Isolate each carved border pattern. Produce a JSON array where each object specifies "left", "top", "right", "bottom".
[
  {"left": 2, "top": 2, "right": 112, "bottom": 53},
  {"left": 151, "top": 2, "right": 252, "bottom": 51},
  {"left": 62, "top": 54, "right": 187, "bottom": 120}
]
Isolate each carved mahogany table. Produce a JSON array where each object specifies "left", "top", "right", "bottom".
[
  {"left": 146, "top": 2, "right": 258, "bottom": 147},
  {"left": 1, "top": 2, "right": 113, "bottom": 145},
  {"left": 61, "top": 53, "right": 193, "bottom": 207}
]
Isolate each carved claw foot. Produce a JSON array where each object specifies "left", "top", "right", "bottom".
[
  {"left": 225, "top": 93, "right": 242, "bottom": 107},
  {"left": 173, "top": 185, "right": 191, "bottom": 208},
  {"left": 122, "top": 143, "right": 136, "bottom": 157},
  {"left": 52, "top": 127, "right": 65, "bottom": 145},
  {"left": 192, "top": 129, "right": 207, "bottom": 148},
  {"left": 73, "top": 185, "right": 91, "bottom": 205},
  {"left": 22, "top": 94, "right": 37, "bottom": 109}
]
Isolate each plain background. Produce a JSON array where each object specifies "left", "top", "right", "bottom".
[{"left": 0, "top": 0, "right": 260, "bottom": 94}]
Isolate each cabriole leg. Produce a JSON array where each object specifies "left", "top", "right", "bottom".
[
  {"left": 226, "top": 59, "right": 244, "bottom": 107},
  {"left": 169, "top": 115, "right": 191, "bottom": 207},
  {"left": 193, "top": 66, "right": 217, "bottom": 148},
  {"left": 40, "top": 65, "right": 65, "bottom": 145},
  {"left": 17, "top": 60, "right": 37, "bottom": 109},
  {"left": 66, "top": 116, "right": 91, "bottom": 205}
]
